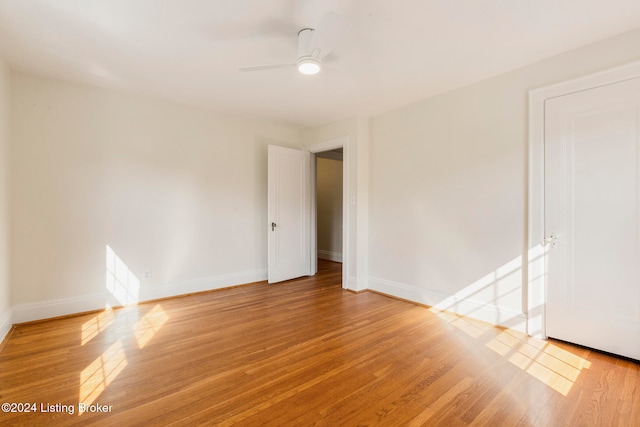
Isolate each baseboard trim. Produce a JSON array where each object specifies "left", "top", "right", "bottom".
[
  {"left": 12, "top": 268, "right": 268, "bottom": 324},
  {"left": 0, "top": 307, "right": 13, "bottom": 343},
  {"left": 318, "top": 250, "right": 342, "bottom": 263},
  {"left": 12, "top": 292, "right": 108, "bottom": 324},
  {"left": 139, "top": 269, "right": 267, "bottom": 302},
  {"left": 369, "top": 276, "right": 526, "bottom": 332},
  {"left": 345, "top": 275, "right": 358, "bottom": 291}
]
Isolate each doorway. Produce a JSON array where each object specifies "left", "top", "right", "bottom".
[
  {"left": 308, "top": 137, "right": 349, "bottom": 289},
  {"left": 315, "top": 149, "right": 344, "bottom": 272}
]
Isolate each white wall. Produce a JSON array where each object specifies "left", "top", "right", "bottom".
[
  {"left": 0, "top": 55, "right": 10, "bottom": 339},
  {"left": 317, "top": 157, "right": 343, "bottom": 262},
  {"left": 369, "top": 28, "right": 640, "bottom": 330},
  {"left": 10, "top": 73, "right": 301, "bottom": 322}
]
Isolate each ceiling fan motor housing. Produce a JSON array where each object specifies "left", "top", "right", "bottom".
[
  {"left": 298, "top": 28, "right": 315, "bottom": 57},
  {"left": 297, "top": 28, "right": 321, "bottom": 74}
]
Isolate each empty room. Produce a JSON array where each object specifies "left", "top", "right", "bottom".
[{"left": 0, "top": 1, "right": 639, "bottom": 425}]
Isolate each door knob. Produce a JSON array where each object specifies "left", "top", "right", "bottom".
[
  {"left": 543, "top": 232, "right": 557, "bottom": 248},
  {"left": 271, "top": 222, "right": 277, "bottom": 231}
]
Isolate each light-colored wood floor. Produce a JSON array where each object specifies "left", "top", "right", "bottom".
[{"left": 1, "top": 260, "right": 639, "bottom": 426}]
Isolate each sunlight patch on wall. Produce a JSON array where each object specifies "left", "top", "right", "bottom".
[
  {"left": 81, "top": 309, "right": 115, "bottom": 345},
  {"left": 133, "top": 304, "right": 169, "bottom": 349},
  {"left": 106, "top": 245, "right": 140, "bottom": 306},
  {"left": 527, "top": 243, "right": 548, "bottom": 338},
  {"left": 79, "top": 339, "right": 128, "bottom": 408},
  {"left": 486, "top": 329, "right": 591, "bottom": 396},
  {"left": 430, "top": 254, "right": 523, "bottom": 328}
]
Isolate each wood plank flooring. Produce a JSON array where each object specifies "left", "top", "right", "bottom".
[{"left": 1, "top": 260, "right": 639, "bottom": 426}]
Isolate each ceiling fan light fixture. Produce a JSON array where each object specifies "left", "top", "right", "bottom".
[{"left": 297, "top": 57, "right": 321, "bottom": 75}]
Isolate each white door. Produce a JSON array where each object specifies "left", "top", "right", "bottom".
[
  {"left": 545, "top": 77, "right": 640, "bottom": 360},
  {"left": 268, "top": 145, "right": 311, "bottom": 283}
]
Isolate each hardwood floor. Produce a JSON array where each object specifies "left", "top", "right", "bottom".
[{"left": 1, "top": 260, "right": 639, "bottom": 426}]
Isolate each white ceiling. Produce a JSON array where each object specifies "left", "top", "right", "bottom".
[{"left": 0, "top": 1, "right": 639, "bottom": 128}]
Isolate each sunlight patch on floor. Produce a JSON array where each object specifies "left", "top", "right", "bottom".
[
  {"left": 79, "top": 339, "right": 128, "bottom": 409},
  {"left": 134, "top": 304, "right": 169, "bottom": 349},
  {"left": 81, "top": 309, "right": 115, "bottom": 345},
  {"left": 486, "top": 329, "right": 591, "bottom": 396},
  {"left": 423, "top": 247, "right": 591, "bottom": 396},
  {"left": 431, "top": 310, "right": 493, "bottom": 338}
]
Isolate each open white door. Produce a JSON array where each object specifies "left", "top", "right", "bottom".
[{"left": 268, "top": 145, "right": 311, "bottom": 283}]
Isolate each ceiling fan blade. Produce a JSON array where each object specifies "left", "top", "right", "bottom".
[
  {"left": 308, "top": 11, "right": 351, "bottom": 60},
  {"left": 238, "top": 63, "right": 296, "bottom": 72}
]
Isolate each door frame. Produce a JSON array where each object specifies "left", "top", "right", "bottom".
[
  {"left": 528, "top": 60, "right": 640, "bottom": 339},
  {"left": 308, "top": 136, "right": 349, "bottom": 289}
]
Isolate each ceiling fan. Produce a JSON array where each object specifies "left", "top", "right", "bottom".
[{"left": 239, "top": 12, "right": 350, "bottom": 75}]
